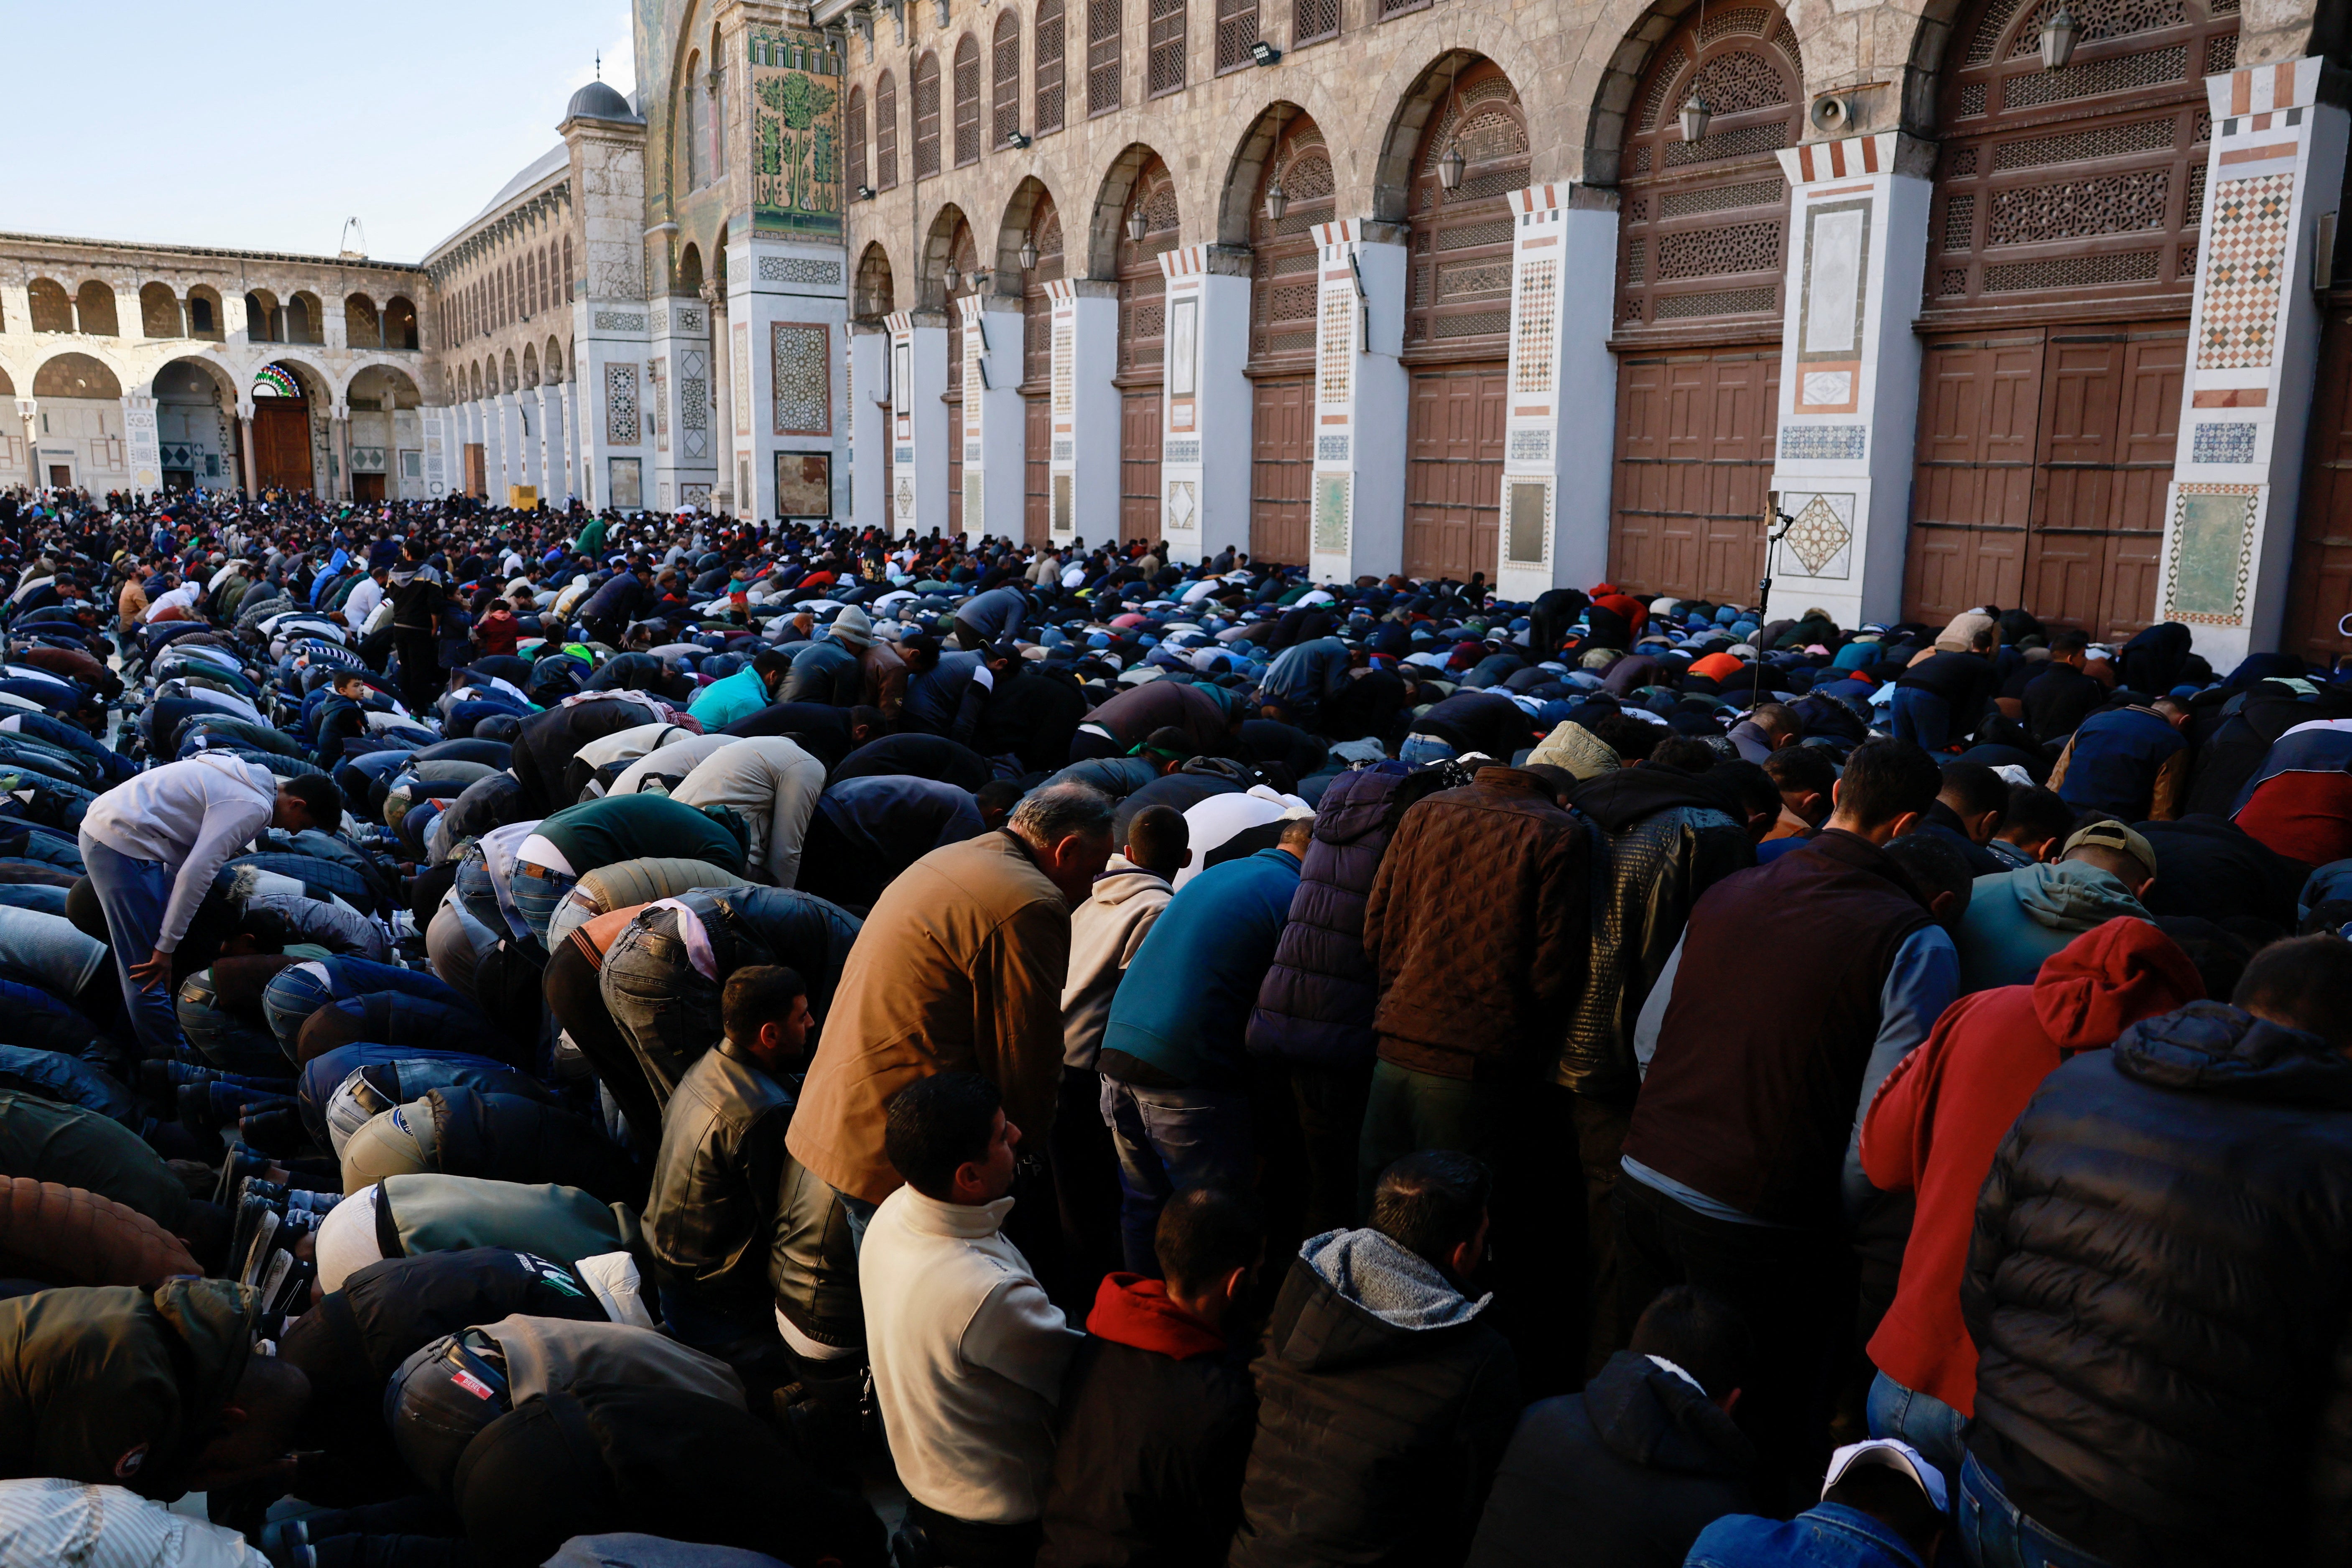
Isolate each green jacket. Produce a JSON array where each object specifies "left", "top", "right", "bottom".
[
  {"left": 380, "top": 1173, "right": 640, "bottom": 1272},
  {"left": 0, "top": 1091, "right": 189, "bottom": 1232},
  {"left": 0, "top": 1280, "right": 257, "bottom": 1497}
]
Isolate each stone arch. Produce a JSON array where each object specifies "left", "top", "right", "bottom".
[
  {"left": 921, "top": 204, "right": 979, "bottom": 310},
  {"left": 262, "top": 354, "right": 335, "bottom": 405},
  {"left": 502, "top": 348, "right": 519, "bottom": 393},
  {"left": 1086, "top": 144, "right": 1176, "bottom": 280},
  {"left": 26, "top": 279, "right": 72, "bottom": 334},
  {"left": 854, "top": 242, "right": 896, "bottom": 319},
  {"left": 185, "top": 286, "right": 225, "bottom": 341},
  {"left": 523, "top": 343, "right": 541, "bottom": 387},
  {"left": 677, "top": 242, "right": 704, "bottom": 297},
  {"left": 469, "top": 361, "right": 484, "bottom": 400},
  {"left": 245, "top": 291, "right": 281, "bottom": 342},
  {"left": 384, "top": 296, "right": 419, "bottom": 351},
  {"left": 146, "top": 354, "right": 237, "bottom": 403},
  {"left": 288, "top": 291, "right": 324, "bottom": 345},
  {"left": 1219, "top": 100, "right": 1314, "bottom": 248},
  {"left": 139, "top": 283, "right": 182, "bottom": 339},
  {"left": 74, "top": 282, "right": 119, "bottom": 337},
  {"left": 33, "top": 351, "right": 124, "bottom": 400},
  {"left": 345, "top": 361, "right": 422, "bottom": 408},
  {"left": 543, "top": 337, "right": 564, "bottom": 382},
  {"left": 0, "top": 365, "right": 13, "bottom": 398},
  {"left": 1370, "top": 51, "right": 1532, "bottom": 223},
  {"left": 346, "top": 293, "right": 382, "bottom": 349},
  {"left": 994, "top": 175, "right": 1064, "bottom": 282}
]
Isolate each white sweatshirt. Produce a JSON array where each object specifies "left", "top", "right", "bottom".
[
  {"left": 670, "top": 737, "right": 824, "bottom": 887},
  {"left": 81, "top": 754, "right": 277, "bottom": 953},
  {"left": 860, "top": 1186, "right": 1080, "bottom": 1524}
]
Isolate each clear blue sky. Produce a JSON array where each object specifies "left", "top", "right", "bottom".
[{"left": 0, "top": 0, "right": 635, "bottom": 264}]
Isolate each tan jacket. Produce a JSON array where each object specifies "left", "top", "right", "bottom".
[
  {"left": 787, "top": 831, "right": 1071, "bottom": 1204},
  {"left": 858, "top": 640, "right": 909, "bottom": 721},
  {"left": 116, "top": 578, "right": 147, "bottom": 632}
]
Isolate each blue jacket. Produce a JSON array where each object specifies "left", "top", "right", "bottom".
[
  {"left": 1102, "top": 847, "right": 1302, "bottom": 1089},
  {"left": 1954, "top": 861, "right": 2148, "bottom": 994},
  {"left": 1685, "top": 1502, "right": 1924, "bottom": 1568},
  {"left": 688, "top": 664, "right": 772, "bottom": 729},
  {"left": 2055, "top": 706, "right": 2186, "bottom": 820},
  {"left": 1261, "top": 637, "right": 1352, "bottom": 713}
]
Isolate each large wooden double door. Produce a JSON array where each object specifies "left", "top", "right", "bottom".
[
  {"left": 253, "top": 401, "right": 314, "bottom": 494},
  {"left": 1905, "top": 322, "right": 2183, "bottom": 638},
  {"left": 1607, "top": 347, "right": 1778, "bottom": 603}
]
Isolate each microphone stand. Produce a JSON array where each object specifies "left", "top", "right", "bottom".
[{"left": 1752, "top": 495, "right": 1798, "bottom": 710}]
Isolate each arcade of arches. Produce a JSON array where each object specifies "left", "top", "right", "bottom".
[{"left": 837, "top": 0, "right": 2350, "bottom": 667}]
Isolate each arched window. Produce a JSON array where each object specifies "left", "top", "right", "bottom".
[
  {"left": 286, "top": 294, "right": 313, "bottom": 344},
  {"left": 26, "top": 279, "right": 71, "bottom": 334},
  {"left": 875, "top": 71, "right": 900, "bottom": 189},
  {"left": 685, "top": 52, "right": 707, "bottom": 188},
  {"left": 140, "top": 282, "right": 182, "bottom": 339},
  {"left": 954, "top": 35, "right": 982, "bottom": 166},
  {"left": 187, "top": 288, "right": 222, "bottom": 340},
  {"left": 75, "top": 281, "right": 118, "bottom": 337},
  {"left": 1149, "top": 0, "right": 1185, "bottom": 96},
  {"left": 1035, "top": 0, "right": 1066, "bottom": 135},
  {"left": 563, "top": 237, "right": 574, "bottom": 304},
  {"left": 347, "top": 294, "right": 381, "bottom": 347},
  {"left": 849, "top": 86, "right": 870, "bottom": 191},
  {"left": 992, "top": 13, "right": 1021, "bottom": 147},
  {"left": 711, "top": 52, "right": 728, "bottom": 179},
  {"left": 913, "top": 51, "right": 942, "bottom": 178},
  {"left": 1087, "top": 0, "right": 1121, "bottom": 116},
  {"left": 387, "top": 297, "right": 420, "bottom": 350}
]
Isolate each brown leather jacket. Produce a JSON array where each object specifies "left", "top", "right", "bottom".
[{"left": 859, "top": 640, "right": 908, "bottom": 720}]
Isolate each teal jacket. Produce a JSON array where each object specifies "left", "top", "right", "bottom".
[
  {"left": 1102, "top": 847, "right": 1302, "bottom": 1089},
  {"left": 1955, "top": 861, "right": 2149, "bottom": 994},
  {"left": 687, "top": 665, "right": 772, "bottom": 729}
]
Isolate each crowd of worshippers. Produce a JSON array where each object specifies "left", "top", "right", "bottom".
[{"left": 2, "top": 480, "right": 2352, "bottom": 1568}]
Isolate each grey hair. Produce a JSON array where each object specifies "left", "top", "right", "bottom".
[{"left": 1008, "top": 781, "right": 1115, "bottom": 848}]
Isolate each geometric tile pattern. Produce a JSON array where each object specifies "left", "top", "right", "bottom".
[
  {"left": 2198, "top": 172, "right": 2294, "bottom": 369},
  {"left": 1319, "top": 287, "right": 1354, "bottom": 403},
  {"left": 2189, "top": 420, "right": 2257, "bottom": 464},
  {"left": 773, "top": 323, "right": 831, "bottom": 435},
  {"left": 1318, "top": 434, "right": 1350, "bottom": 463},
  {"left": 759, "top": 256, "right": 843, "bottom": 284},
  {"left": 604, "top": 363, "right": 639, "bottom": 444},
  {"left": 1164, "top": 438, "right": 1201, "bottom": 465},
  {"left": 1784, "top": 491, "right": 1855, "bottom": 577},
  {"left": 1314, "top": 471, "right": 1350, "bottom": 552},
  {"left": 1778, "top": 423, "right": 1867, "bottom": 461},
  {"left": 593, "top": 311, "right": 648, "bottom": 332},
  {"left": 1509, "top": 428, "right": 1552, "bottom": 464},
  {"left": 2164, "top": 482, "right": 2260, "bottom": 624},
  {"left": 1513, "top": 258, "right": 1558, "bottom": 393}
]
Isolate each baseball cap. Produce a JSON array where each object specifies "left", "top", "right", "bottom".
[
  {"left": 2061, "top": 819, "right": 2158, "bottom": 880},
  {"left": 1823, "top": 1438, "right": 1948, "bottom": 1513}
]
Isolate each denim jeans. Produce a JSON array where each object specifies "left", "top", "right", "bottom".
[
  {"left": 262, "top": 956, "right": 464, "bottom": 1052},
  {"left": 598, "top": 917, "right": 723, "bottom": 1115},
  {"left": 0, "top": 904, "right": 107, "bottom": 1004},
  {"left": 1958, "top": 1452, "right": 2110, "bottom": 1568},
  {"left": 1867, "top": 1369, "right": 1967, "bottom": 1501},
  {"left": 177, "top": 974, "right": 299, "bottom": 1077},
  {"left": 1891, "top": 686, "right": 1954, "bottom": 752},
  {"left": 510, "top": 861, "right": 579, "bottom": 943},
  {"left": 1100, "top": 1077, "right": 1255, "bottom": 1275},
  {"left": 78, "top": 832, "right": 185, "bottom": 1060},
  {"left": 834, "top": 1189, "right": 879, "bottom": 1254},
  {"left": 1398, "top": 734, "right": 1458, "bottom": 766}
]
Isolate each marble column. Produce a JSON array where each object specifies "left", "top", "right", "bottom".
[
  {"left": 237, "top": 401, "right": 258, "bottom": 495},
  {"left": 964, "top": 292, "right": 1026, "bottom": 544},
  {"left": 1157, "top": 245, "right": 1251, "bottom": 561},
  {"left": 851, "top": 325, "right": 890, "bottom": 527},
  {"left": 1307, "top": 221, "right": 1408, "bottom": 583},
  {"left": 1044, "top": 280, "right": 1118, "bottom": 546},
  {"left": 885, "top": 309, "right": 951, "bottom": 536}
]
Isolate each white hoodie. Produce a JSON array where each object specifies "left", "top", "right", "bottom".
[
  {"left": 1060, "top": 854, "right": 1174, "bottom": 1069},
  {"left": 82, "top": 754, "right": 278, "bottom": 954}
]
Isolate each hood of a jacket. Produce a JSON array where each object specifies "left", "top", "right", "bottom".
[
  {"left": 2009, "top": 860, "right": 2146, "bottom": 932},
  {"left": 1084, "top": 1272, "right": 1227, "bottom": 1360},
  {"left": 153, "top": 1277, "right": 262, "bottom": 1445},
  {"left": 2113, "top": 1000, "right": 2352, "bottom": 1109},
  {"left": 1311, "top": 761, "right": 1411, "bottom": 846},
  {"left": 1583, "top": 1350, "right": 1753, "bottom": 1477},
  {"left": 1088, "top": 855, "right": 1172, "bottom": 908},
  {"left": 1269, "top": 1227, "right": 1490, "bottom": 1374},
  {"left": 1571, "top": 762, "right": 1734, "bottom": 832},
  {"left": 2030, "top": 916, "right": 2202, "bottom": 1054}
]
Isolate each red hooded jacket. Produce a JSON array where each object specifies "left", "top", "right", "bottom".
[{"left": 1860, "top": 916, "right": 2201, "bottom": 1415}]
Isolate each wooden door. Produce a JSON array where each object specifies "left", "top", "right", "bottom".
[
  {"left": 354, "top": 473, "right": 385, "bottom": 502},
  {"left": 1608, "top": 348, "right": 1777, "bottom": 603},
  {"left": 254, "top": 403, "right": 313, "bottom": 493},
  {"left": 2286, "top": 304, "right": 2352, "bottom": 664},
  {"left": 1251, "top": 376, "right": 1311, "bottom": 566},
  {"left": 464, "top": 443, "right": 486, "bottom": 497},
  {"left": 1404, "top": 363, "right": 1507, "bottom": 580},
  {"left": 1120, "top": 390, "right": 1161, "bottom": 544},
  {"left": 946, "top": 400, "right": 964, "bottom": 536},
  {"left": 1907, "top": 333, "right": 2043, "bottom": 623},
  {"left": 1024, "top": 396, "right": 1050, "bottom": 545}
]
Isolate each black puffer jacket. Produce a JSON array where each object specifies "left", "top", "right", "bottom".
[
  {"left": 1964, "top": 1002, "right": 2352, "bottom": 1568},
  {"left": 1230, "top": 1233, "right": 1520, "bottom": 1568},
  {"left": 1467, "top": 1350, "right": 1752, "bottom": 1568},
  {"left": 1247, "top": 762, "right": 1461, "bottom": 1069},
  {"left": 1556, "top": 766, "right": 1753, "bottom": 1094}
]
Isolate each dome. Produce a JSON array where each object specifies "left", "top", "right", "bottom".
[{"left": 564, "top": 81, "right": 642, "bottom": 125}]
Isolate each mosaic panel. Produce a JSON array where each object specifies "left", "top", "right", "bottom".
[
  {"left": 1777, "top": 424, "right": 1867, "bottom": 461},
  {"left": 1164, "top": 478, "right": 1196, "bottom": 532},
  {"left": 1052, "top": 440, "right": 1073, "bottom": 463},
  {"left": 604, "top": 363, "right": 639, "bottom": 444},
  {"left": 2190, "top": 421, "right": 2257, "bottom": 465},
  {"left": 1782, "top": 491, "right": 1855, "bottom": 578},
  {"left": 1513, "top": 258, "right": 1558, "bottom": 394},
  {"left": 2198, "top": 172, "right": 2294, "bottom": 370},
  {"left": 758, "top": 256, "right": 844, "bottom": 284},
  {"left": 1319, "top": 288, "right": 1353, "bottom": 403},
  {"left": 593, "top": 311, "right": 648, "bottom": 332},
  {"left": 2164, "top": 484, "right": 2259, "bottom": 623},
  {"left": 1318, "top": 434, "right": 1351, "bottom": 463},
  {"left": 1164, "top": 438, "right": 1202, "bottom": 465},
  {"left": 680, "top": 349, "right": 710, "bottom": 461},
  {"left": 1051, "top": 321, "right": 1074, "bottom": 414},
  {"left": 735, "top": 324, "right": 753, "bottom": 439},
  {"left": 1314, "top": 472, "right": 1351, "bottom": 553},
  {"left": 1509, "top": 428, "right": 1552, "bottom": 464},
  {"left": 1505, "top": 479, "right": 1551, "bottom": 566},
  {"left": 772, "top": 324, "right": 831, "bottom": 436}
]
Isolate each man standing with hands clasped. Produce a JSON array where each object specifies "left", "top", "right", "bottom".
[{"left": 79, "top": 754, "right": 344, "bottom": 1059}]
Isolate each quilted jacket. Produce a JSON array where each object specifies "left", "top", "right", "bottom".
[
  {"left": 1362, "top": 768, "right": 1589, "bottom": 1078},
  {"left": 0, "top": 1177, "right": 198, "bottom": 1289}
]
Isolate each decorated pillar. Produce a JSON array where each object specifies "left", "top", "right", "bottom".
[
  {"left": 883, "top": 309, "right": 950, "bottom": 536},
  {"left": 850, "top": 324, "right": 889, "bottom": 526},
  {"left": 959, "top": 293, "right": 1026, "bottom": 544},
  {"left": 422, "top": 406, "right": 451, "bottom": 500},
  {"left": 1763, "top": 132, "right": 1934, "bottom": 628},
  {"left": 237, "top": 401, "right": 258, "bottom": 495},
  {"left": 1493, "top": 183, "right": 1619, "bottom": 600},
  {"left": 1043, "top": 280, "right": 1118, "bottom": 546},
  {"left": 1157, "top": 245, "right": 1251, "bottom": 561},
  {"left": 333, "top": 403, "right": 354, "bottom": 501},
  {"left": 2156, "top": 57, "right": 2349, "bottom": 665},
  {"left": 491, "top": 392, "right": 516, "bottom": 500},
  {"left": 122, "top": 392, "right": 160, "bottom": 500},
  {"left": 710, "top": 289, "right": 740, "bottom": 516},
  {"left": 1307, "top": 221, "right": 1408, "bottom": 584}
]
